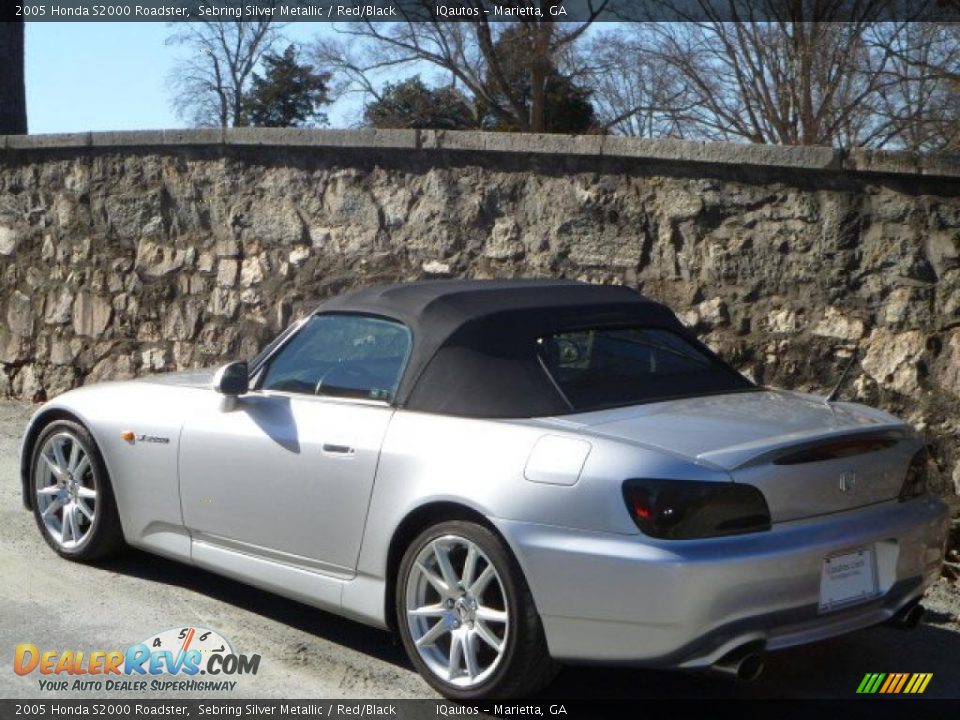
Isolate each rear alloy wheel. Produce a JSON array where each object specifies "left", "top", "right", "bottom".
[
  {"left": 397, "top": 520, "right": 556, "bottom": 699},
  {"left": 30, "top": 420, "right": 124, "bottom": 561}
]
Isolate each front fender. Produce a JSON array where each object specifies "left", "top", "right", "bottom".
[{"left": 18, "top": 379, "right": 207, "bottom": 561}]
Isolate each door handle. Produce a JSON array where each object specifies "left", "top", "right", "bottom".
[{"left": 322, "top": 443, "right": 355, "bottom": 456}]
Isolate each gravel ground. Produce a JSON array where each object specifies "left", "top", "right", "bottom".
[{"left": 1, "top": 399, "right": 959, "bottom": 699}]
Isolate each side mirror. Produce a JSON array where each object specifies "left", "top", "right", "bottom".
[{"left": 212, "top": 361, "right": 249, "bottom": 396}]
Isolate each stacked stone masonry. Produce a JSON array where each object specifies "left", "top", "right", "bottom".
[{"left": 1, "top": 129, "right": 958, "bottom": 501}]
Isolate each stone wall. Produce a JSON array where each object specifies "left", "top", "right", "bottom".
[{"left": 1, "top": 128, "right": 959, "bottom": 498}]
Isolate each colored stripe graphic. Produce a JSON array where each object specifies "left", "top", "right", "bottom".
[
  {"left": 856, "top": 674, "right": 874, "bottom": 693},
  {"left": 856, "top": 673, "right": 884, "bottom": 693},
  {"left": 857, "top": 673, "right": 932, "bottom": 694},
  {"left": 880, "top": 674, "right": 894, "bottom": 693},
  {"left": 908, "top": 673, "right": 933, "bottom": 694},
  {"left": 893, "top": 673, "right": 909, "bottom": 693}
]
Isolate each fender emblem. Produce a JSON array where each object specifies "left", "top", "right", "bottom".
[
  {"left": 120, "top": 431, "right": 170, "bottom": 445},
  {"left": 839, "top": 471, "right": 858, "bottom": 493}
]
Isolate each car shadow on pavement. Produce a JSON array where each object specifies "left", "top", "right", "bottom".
[
  {"left": 98, "top": 549, "right": 411, "bottom": 669},
  {"left": 99, "top": 550, "right": 960, "bottom": 699}
]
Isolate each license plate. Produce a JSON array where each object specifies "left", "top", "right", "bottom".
[{"left": 819, "top": 547, "right": 879, "bottom": 612}]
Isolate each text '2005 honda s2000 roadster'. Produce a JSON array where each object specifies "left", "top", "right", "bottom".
[{"left": 20, "top": 279, "right": 948, "bottom": 698}]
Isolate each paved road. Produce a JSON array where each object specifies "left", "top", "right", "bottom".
[{"left": 1, "top": 399, "right": 958, "bottom": 700}]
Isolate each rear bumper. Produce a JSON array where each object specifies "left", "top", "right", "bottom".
[{"left": 493, "top": 496, "right": 948, "bottom": 667}]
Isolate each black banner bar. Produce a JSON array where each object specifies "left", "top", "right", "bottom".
[
  {"left": 4, "top": 699, "right": 960, "bottom": 720},
  {"left": 2, "top": 0, "right": 959, "bottom": 23}
]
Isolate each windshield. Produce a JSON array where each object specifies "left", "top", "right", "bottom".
[{"left": 537, "top": 327, "right": 756, "bottom": 412}]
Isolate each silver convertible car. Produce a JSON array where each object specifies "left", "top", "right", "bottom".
[{"left": 20, "top": 279, "right": 948, "bottom": 698}]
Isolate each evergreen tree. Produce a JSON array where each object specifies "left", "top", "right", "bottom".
[
  {"left": 364, "top": 76, "right": 475, "bottom": 130},
  {"left": 476, "top": 26, "right": 596, "bottom": 134},
  {"left": 245, "top": 45, "right": 332, "bottom": 128}
]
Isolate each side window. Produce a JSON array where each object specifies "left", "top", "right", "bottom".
[{"left": 260, "top": 315, "right": 411, "bottom": 401}]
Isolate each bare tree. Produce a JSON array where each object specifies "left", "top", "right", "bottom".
[
  {"left": 579, "top": 29, "right": 695, "bottom": 136},
  {"left": 584, "top": 7, "right": 960, "bottom": 152},
  {"left": 602, "top": 1, "right": 929, "bottom": 148},
  {"left": 167, "top": 18, "right": 284, "bottom": 127},
  {"left": 311, "top": 0, "right": 607, "bottom": 133},
  {"left": 658, "top": 10, "right": 896, "bottom": 146},
  {"left": 871, "top": 23, "right": 960, "bottom": 151},
  {"left": 0, "top": 20, "right": 27, "bottom": 134}
]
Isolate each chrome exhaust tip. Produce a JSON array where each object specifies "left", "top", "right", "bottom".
[
  {"left": 735, "top": 652, "right": 766, "bottom": 682},
  {"left": 710, "top": 644, "right": 766, "bottom": 682},
  {"left": 888, "top": 602, "right": 925, "bottom": 630}
]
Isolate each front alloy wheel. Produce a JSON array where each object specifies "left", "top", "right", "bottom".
[
  {"left": 30, "top": 420, "right": 124, "bottom": 561},
  {"left": 397, "top": 520, "right": 556, "bottom": 699},
  {"left": 35, "top": 431, "right": 99, "bottom": 549}
]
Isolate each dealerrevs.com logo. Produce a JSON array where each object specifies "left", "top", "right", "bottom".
[{"left": 14, "top": 627, "right": 261, "bottom": 692}]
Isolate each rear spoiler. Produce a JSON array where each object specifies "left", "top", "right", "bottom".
[{"left": 698, "top": 424, "right": 914, "bottom": 471}]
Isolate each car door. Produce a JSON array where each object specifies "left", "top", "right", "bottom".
[{"left": 179, "top": 313, "right": 412, "bottom": 575}]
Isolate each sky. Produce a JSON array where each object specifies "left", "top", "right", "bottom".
[{"left": 24, "top": 22, "right": 362, "bottom": 134}]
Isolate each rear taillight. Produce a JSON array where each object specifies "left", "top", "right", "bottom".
[
  {"left": 622, "top": 479, "right": 771, "bottom": 539},
  {"left": 899, "top": 450, "right": 929, "bottom": 501}
]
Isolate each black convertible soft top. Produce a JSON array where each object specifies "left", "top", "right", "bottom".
[{"left": 313, "top": 279, "right": 703, "bottom": 418}]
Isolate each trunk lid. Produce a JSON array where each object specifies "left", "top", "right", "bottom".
[{"left": 562, "top": 390, "right": 916, "bottom": 522}]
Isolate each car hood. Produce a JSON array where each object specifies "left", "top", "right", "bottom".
[
  {"left": 135, "top": 369, "right": 216, "bottom": 389},
  {"left": 556, "top": 389, "right": 909, "bottom": 471}
]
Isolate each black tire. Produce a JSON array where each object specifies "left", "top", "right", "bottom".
[
  {"left": 396, "top": 520, "right": 557, "bottom": 699},
  {"left": 29, "top": 419, "right": 125, "bottom": 561}
]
